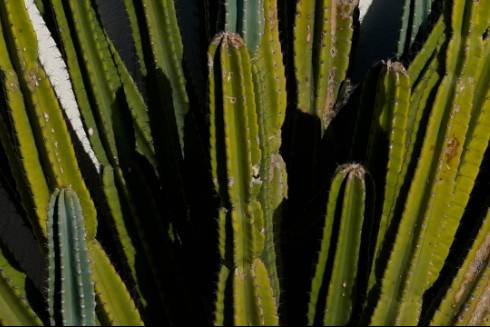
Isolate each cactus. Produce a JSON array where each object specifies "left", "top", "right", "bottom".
[
  {"left": 223, "top": 0, "right": 265, "bottom": 54},
  {"left": 0, "top": 16, "right": 50, "bottom": 235},
  {"left": 209, "top": 32, "right": 278, "bottom": 326},
  {"left": 365, "top": 61, "right": 411, "bottom": 288},
  {"left": 398, "top": 0, "right": 435, "bottom": 56},
  {"left": 308, "top": 164, "right": 368, "bottom": 326},
  {"left": 371, "top": 1, "right": 490, "bottom": 324},
  {"left": 47, "top": 189, "right": 96, "bottom": 326},
  {"left": 250, "top": 0, "right": 287, "bottom": 303},
  {"left": 0, "top": 0, "right": 488, "bottom": 325},
  {"left": 294, "top": 0, "right": 359, "bottom": 131},
  {"left": 431, "top": 209, "right": 490, "bottom": 325},
  {"left": 0, "top": 0, "right": 97, "bottom": 239},
  {"left": 140, "top": 0, "right": 189, "bottom": 152},
  {"left": 0, "top": 246, "right": 42, "bottom": 326}
]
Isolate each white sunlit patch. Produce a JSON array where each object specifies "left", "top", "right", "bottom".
[
  {"left": 24, "top": 0, "right": 101, "bottom": 173},
  {"left": 359, "top": 0, "right": 374, "bottom": 23}
]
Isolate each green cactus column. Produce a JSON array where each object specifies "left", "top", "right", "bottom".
[
  {"left": 0, "top": 0, "right": 97, "bottom": 239},
  {"left": 250, "top": 0, "right": 288, "bottom": 304},
  {"left": 294, "top": 0, "right": 359, "bottom": 131},
  {"left": 47, "top": 189, "right": 96, "bottom": 327},
  {"left": 308, "top": 164, "right": 368, "bottom": 326},
  {"left": 431, "top": 209, "right": 490, "bottom": 325},
  {"left": 365, "top": 61, "right": 412, "bottom": 288},
  {"left": 209, "top": 32, "right": 279, "bottom": 326},
  {"left": 371, "top": 1, "right": 490, "bottom": 324},
  {"left": 0, "top": 246, "right": 42, "bottom": 326}
]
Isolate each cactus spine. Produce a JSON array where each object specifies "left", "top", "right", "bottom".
[
  {"left": 209, "top": 32, "right": 278, "bottom": 326},
  {"left": 48, "top": 189, "right": 96, "bottom": 326},
  {"left": 308, "top": 164, "right": 368, "bottom": 326},
  {"left": 294, "top": 0, "right": 359, "bottom": 130}
]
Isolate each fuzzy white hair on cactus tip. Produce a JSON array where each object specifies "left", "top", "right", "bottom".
[{"left": 23, "top": 0, "right": 101, "bottom": 173}]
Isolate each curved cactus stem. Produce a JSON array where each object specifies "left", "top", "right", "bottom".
[
  {"left": 366, "top": 62, "right": 411, "bottom": 289},
  {"left": 63, "top": 0, "right": 127, "bottom": 166},
  {"left": 107, "top": 37, "right": 157, "bottom": 172},
  {"left": 90, "top": 242, "right": 144, "bottom": 326},
  {"left": 407, "top": 16, "right": 445, "bottom": 86},
  {"left": 209, "top": 32, "right": 278, "bottom": 326},
  {"left": 294, "top": 0, "right": 359, "bottom": 130},
  {"left": 140, "top": 0, "right": 189, "bottom": 152},
  {"left": 251, "top": 0, "right": 287, "bottom": 303},
  {"left": 0, "top": 0, "right": 97, "bottom": 240},
  {"left": 47, "top": 189, "right": 96, "bottom": 326},
  {"left": 23, "top": 0, "right": 101, "bottom": 173},
  {"left": 101, "top": 167, "right": 138, "bottom": 290},
  {"left": 0, "top": 245, "right": 42, "bottom": 326},
  {"left": 0, "top": 19, "right": 50, "bottom": 234},
  {"left": 371, "top": 1, "right": 490, "bottom": 324},
  {"left": 122, "top": 0, "right": 148, "bottom": 78},
  {"left": 43, "top": 0, "right": 110, "bottom": 167},
  {"left": 431, "top": 209, "right": 490, "bottom": 325},
  {"left": 308, "top": 164, "right": 367, "bottom": 326},
  {"left": 214, "top": 265, "right": 230, "bottom": 326}
]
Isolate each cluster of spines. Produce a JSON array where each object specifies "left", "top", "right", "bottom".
[{"left": 308, "top": 164, "right": 368, "bottom": 326}]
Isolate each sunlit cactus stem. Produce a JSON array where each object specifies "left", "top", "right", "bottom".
[
  {"left": 308, "top": 164, "right": 368, "bottom": 326},
  {"left": 209, "top": 32, "right": 279, "bottom": 326},
  {"left": 294, "top": 0, "right": 359, "bottom": 131}
]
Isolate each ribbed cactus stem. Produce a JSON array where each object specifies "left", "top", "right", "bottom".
[
  {"left": 23, "top": 0, "right": 101, "bottom": 173},
  {"left": 294, "top": 0, "right": 359, "bottom": 130},
  {"left": 308, "top": 164, "right": 368, "bottom": 326},
  {"left": 252, "top": 0, "right": 287, "bottom": 303},
  {"left": 48, "top": 189, "right": 96, "bottom": 326},
  {"left": 224, "top": 0, "right": 265, "bottom": 54},
  {"left": 372, "top": 1, "right": 490, "bottom": 324},
  {"left": 209, "top": 32, "right": 278, "bottom": 326},
  {"left": 431, "top": 209, "right": 490, "bottom": 325},
  {"left": 0, "top": 0, "right": 97, "bottom": 240},
  {"left": 0, "top": 247, "right": 42, "bottom": 326},
  {"left": 366, "top": 61, "right": 411, "bottom": 289},
  {"left": 141, "top": 0, "right": 189, "bottom": 152},
  {"left": 0, "top": 14, "right": 50, "bottom": 233}
]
